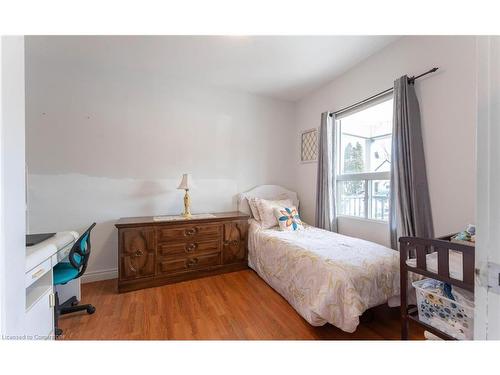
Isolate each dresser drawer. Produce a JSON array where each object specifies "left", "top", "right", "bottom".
[
  {"left": 158, "top": 238, "right": 220, "bottom": 258},
  {"left": 158, "top": 252, "right": 221, "bottom": 274},
  {"left": 157, "top": 223, "right": 222, "bottom": 242}
]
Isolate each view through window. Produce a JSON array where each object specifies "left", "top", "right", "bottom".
[{"left": 336, "top": 96, "right": 393, "bottom": 221}]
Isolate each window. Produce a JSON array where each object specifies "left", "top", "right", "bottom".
[{"left": 336, "top": 96, "right": 393, "bottom": 221}]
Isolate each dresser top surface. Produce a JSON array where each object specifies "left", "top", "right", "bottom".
[{"left": 115, "top": 211, "right": 249, "bottom": 228}]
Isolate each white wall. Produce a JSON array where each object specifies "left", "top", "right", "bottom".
[
  {"left": 294, "top": 36, "right": 477, "bottom": 246},
  {"left": 0, "top": 36, "right": 26, "bottom": 337},
  {"left": 25, "top": 39, "right": 295, "bottom": 281}
]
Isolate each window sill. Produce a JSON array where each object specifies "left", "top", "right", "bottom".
[{"left": 337, "top": 215, "right": 389, "bottom": 225}]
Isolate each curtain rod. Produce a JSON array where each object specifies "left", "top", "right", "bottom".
[{"left": 329, "top": 67, "right": 439, "bottom": 117}]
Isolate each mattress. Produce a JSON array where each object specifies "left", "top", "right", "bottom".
[
  {"left": 405, "top": 250, "right": 464, "bottom": 281},
  {"left": 247, "top": 220, "right": 400, "bottom": 333}
]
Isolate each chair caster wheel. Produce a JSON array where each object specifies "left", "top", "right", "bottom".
[
  {"left": 86, "top": 305, "right": 96, "bottom": 314},
  {"left": 55, "top": 328, "right": 63, "bottom": 337}
]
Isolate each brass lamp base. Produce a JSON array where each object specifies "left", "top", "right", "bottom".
[{"left": 182, "top": 189, "right": 191, "bottom": 218}]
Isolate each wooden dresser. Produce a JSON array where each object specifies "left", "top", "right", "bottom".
[{"left": 115, "top": 212, "right": 249, "bottom": 292}]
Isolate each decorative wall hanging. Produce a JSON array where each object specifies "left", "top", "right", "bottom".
[{"left": 300, "top": 128, "right": 318, "bottom": 163}]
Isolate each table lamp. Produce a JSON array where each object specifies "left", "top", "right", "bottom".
[{"left": 177, "top": 173, "right": 193, "bottom": 218}]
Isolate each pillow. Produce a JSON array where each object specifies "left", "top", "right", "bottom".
[
  {"left": 276, "top": 192, "right": 300, "bottom": 210},
  {"left": 246, "top": 197, "right": 261, "bottom": 221},
  {"left": 255, "top": 198, "right": 293, "bottom": 229},
  {"left": 274, "top": 206, "right": 304, "bottom": 231}
]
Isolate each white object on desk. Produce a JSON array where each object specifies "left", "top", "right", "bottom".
[
  {"left": 153, "top": 213, "right": 216, "bottom": 221},
  {"left": 25, "top": 231, "right": 79, "bottom": 339}
]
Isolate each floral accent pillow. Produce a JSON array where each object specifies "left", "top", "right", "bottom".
[{"left": 273, "top": 206, "right": 304, "bottom": 231}]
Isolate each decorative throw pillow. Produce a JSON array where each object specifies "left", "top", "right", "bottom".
[
  {"left": 247, "top": 197, "right": 261, "bottom": 221},
  {"left": 255, "top": 198, "right": 293, "bottom": 229},
  {"left": 274, "top": 206, "right": 304, "bottom": 231}
]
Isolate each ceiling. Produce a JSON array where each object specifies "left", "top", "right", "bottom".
[{"left": 26, "top": 36, "right": 399, "bottom": 101}]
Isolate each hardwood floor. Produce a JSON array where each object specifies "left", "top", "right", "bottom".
[{"left": 58, "top": 269, "right": 424, "bottom": 340}]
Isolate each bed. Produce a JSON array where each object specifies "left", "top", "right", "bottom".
[{"left": 237, "top": 185, "right": 401, "bottom": 333}]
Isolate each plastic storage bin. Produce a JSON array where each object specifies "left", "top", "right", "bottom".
[{"left": 413, "top": 278, "right": 474, "bottom": 340}]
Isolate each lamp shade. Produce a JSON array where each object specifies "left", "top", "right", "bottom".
[{"left": 177, "top": 173, "right": 193, "bottom": 190}]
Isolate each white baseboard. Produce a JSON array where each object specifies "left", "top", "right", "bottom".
[{"left": 81, "top": 268, "right": 118, "bottom": 283}]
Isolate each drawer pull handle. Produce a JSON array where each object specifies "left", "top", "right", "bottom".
[
  {"left": 185, "top": 243, "right": 197, "bottom": 252},
  {"left": 32, "top": 268, "right": 45, "bottom": 279},
  {"left": 186, "top": 258, "right": 199, "bottom": 267},
  {"left": 184, "top": 228, "right": 197, "bottom": 236},
  {"left": 133, "top": 250, "right": 143, "bottom": 257}
]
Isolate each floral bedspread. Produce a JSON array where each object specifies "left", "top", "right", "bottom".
[{"left": 248, "top": 220, "right": 400, "bottom": 332}]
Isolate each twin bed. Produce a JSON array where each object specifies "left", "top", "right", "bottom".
[{"left": 238, "top": 185, "right": 401, "bottom": 333}]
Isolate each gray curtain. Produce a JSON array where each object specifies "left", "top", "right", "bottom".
[
  {"left": 390, "top": 76, "right": 434, "bottom": 249},
  {"left": 315, "top": 112, "right": 337, "bottom": 232}
]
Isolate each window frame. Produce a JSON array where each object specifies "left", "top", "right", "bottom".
[{"left": 335, "top": 94, "right": 393, "bottom": 222}]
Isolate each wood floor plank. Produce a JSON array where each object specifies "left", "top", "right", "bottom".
[{"left": 58, "top": 269, "right": 424, "bottom": 340}]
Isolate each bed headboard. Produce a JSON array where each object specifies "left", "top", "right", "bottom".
[{"left": 237, "top": 185, "right": 299, "bottom": 216}]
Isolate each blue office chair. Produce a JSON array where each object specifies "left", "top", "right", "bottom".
[{"left": 53, "top": 223, "right": 96, "bottom": 337}]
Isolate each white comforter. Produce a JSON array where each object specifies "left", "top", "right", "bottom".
[{"left": 248, "top": 220, "right": 400, "bottom": 332}]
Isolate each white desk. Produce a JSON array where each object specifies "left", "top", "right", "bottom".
[{"left": 25, "top": 231, "right": 79, "bottom": 339}]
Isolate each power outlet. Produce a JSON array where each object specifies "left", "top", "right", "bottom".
[{"left": 488, "top": 262, "right": 500, "bottom": 295}]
